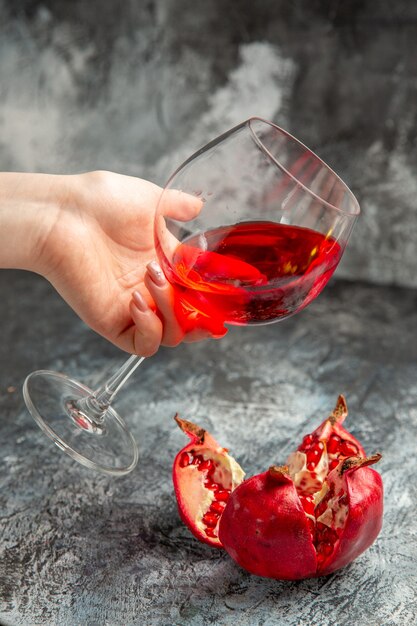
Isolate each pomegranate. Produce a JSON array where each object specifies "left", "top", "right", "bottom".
[
  {"left": 218, "top": 454, "right": 382, "bottom": 579},
  {"left": 173, "top": 396, "right": 383, "bottom": 578},
  {"left": 172, "top": 415, "right": 245, "bottom": 547}
]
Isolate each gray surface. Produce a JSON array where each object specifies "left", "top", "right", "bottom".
[
  {"left": 1, "top": 0, "right": 417, "bottom": 288},
  {"left": 1, "top": 269, "right": 416, "bottom": 625},
  {"left": 1, "top": 4, "right": 417, "bottom": 622}
]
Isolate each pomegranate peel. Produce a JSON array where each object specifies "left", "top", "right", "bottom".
[
  {"left": 173, "top": 414, "right": 245, "bottom": 548},
  {"left": 315, "top": 453, "right": 383, "bottom": 575}
]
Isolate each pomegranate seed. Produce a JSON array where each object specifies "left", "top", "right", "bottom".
[
  {"left": 198, "top": 459, "right": 215, "bottom": 473},
  {"left": 204, "top": 480, "right": 219, "bottom": 491},
  {"left": 215, "top": 489, "right": 231, "bottom": 502},
  {"left": 316, "top": 525, "right": 328, "bottom": 541},
  {"left": 315, "top": 499, "right": 328, "bottom": 517},
  {"left": 179, "top": 452, "right": 192, "bottom": 467},
  {"left": 202, "top": 512, "right": 219, "bottom": 528},
  {"left": 329, "top": 459, "right": 339, "bottom": 471},
  {"left": 327, "top": 434, "right": 341, "bottom": 454},
  {"left": 210, "top": 501, "right": 226, "bottom": 515},
  {"left": 205, "top": 528, "right": 218, "bottom": 538},
  {"left": 339, "top": 440, "right": 358, "bottom": 457},
  {"left": 316, "top": 522, "right": 338, "bottom": 545},
  {"left": 299, "top": 494, "right": 315, "bottom": 516},
  {"left": 306, "top": 442, "right": 324, "bottom": 468},
  {"left": 306, "top": 517, "right": 316, "bottom": 539},
  {"left": 306, "top": 461, "right": 317, "bottom": 471},
  {"left": 191, "top": 454, "right": 202, "bottom": 465},
  {"left": 300, "top": 434, "right": 314, "bottom": 450},
  {"left": 318, "top": 541, "right": 334, "bottom": 557}
]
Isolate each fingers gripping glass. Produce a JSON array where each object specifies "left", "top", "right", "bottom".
[{"left": 23, "top": 118, "right": 360, "bottom": 475}]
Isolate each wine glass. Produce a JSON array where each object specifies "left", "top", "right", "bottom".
[{"left": 23, "top": 117, "right": 360, "bottom": 475}]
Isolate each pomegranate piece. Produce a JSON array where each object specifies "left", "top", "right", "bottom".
[
  {"left": 219, "top": 453, "right": 382, "bottom": 579},
  {"left": 173, "top": 396, "right": 384, "bottom": 579},
  {"left": 314, "top": 454, "right": 383, "bottom": 576},
  {"left": 172, "top": 415, "right": 245, "bottom": 548}
]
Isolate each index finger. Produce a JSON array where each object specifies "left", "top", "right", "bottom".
[{"left": 158, "top": 189, "right": 203, "bottom": 222}]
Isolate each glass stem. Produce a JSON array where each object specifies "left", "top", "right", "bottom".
[{"left": 76, "top": 355, "right": 146, "bottom": 424}]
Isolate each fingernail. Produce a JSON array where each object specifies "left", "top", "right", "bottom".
[
  {"left": 132, "top": 290, "right": 149, "bottom": 312},
  {"left": 147, "top": 261, "right": 166, "bottom": 287}
]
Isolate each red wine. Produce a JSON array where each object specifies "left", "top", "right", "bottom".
[{"left": 162, "top": 221, "right": 341, "bottom": 333}]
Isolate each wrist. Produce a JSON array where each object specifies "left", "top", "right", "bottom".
[{"left": 0, "top": 172, "right": 70, "bottom": 274}]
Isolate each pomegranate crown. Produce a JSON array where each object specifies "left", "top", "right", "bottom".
[
  {"left": 268, "top": 465, "right": 293, "bottom": 485},
  {"left": 340, "top": 453, "right": 382, "bottom": 475},
  {"left": 328, "top": 394, "right": 348, "bottom": 426},
  {"left": 174, "top": 414, "right": 206, "bottom": 444}
]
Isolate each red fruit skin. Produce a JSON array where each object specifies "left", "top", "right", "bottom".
[
  {"left": 218, "top": 468, "right": 317, "bottom": 580},
  {"left": 318, "top": 465, "right": 384, "bottom": 575}
]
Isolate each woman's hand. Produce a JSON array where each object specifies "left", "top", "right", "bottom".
[{"left": 0, "top": 170, "right": 223, "bottom": 355}]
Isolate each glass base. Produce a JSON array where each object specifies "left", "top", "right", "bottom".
[{"left": 23, "top": 370, "right": 138, "bottom": 476}]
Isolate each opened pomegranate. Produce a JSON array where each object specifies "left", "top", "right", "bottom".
[
  {"left": 173, "top": 396, "right": 383, "bottom": 578},
  {"left": 219, "top": 453, "right": 382, "bottom": 579},
  {"left": 172, "top": 415, "right": 245, "bottom": 547}
]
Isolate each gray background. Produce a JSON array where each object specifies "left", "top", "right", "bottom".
[
  {"left": 1, "top": 0, "right": 416, "bottom": 286},
  {"left": 1, "top": 1, "right": 416, "bottom": 625}
]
